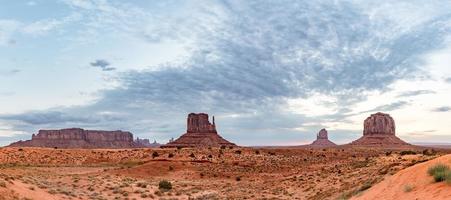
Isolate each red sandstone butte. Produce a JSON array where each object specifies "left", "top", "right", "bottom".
[
  {"left": 9, "top": 128, "right": 141, "bottom": 148},
  {"left": 351, "top": 112, "right": 409, "bottom": 146},
  {"left": 310, "top": 128, "right": 336, "bottom": 146},
  {"left": 163, "top": 113, "right": 236, "bottom": 148}
]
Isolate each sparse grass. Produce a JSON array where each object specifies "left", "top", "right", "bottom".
[
  {"left": 159, "top": 180, "right": 172, "bottom": 191},
  {"left": 0, "top": 180, "right": 6, "bottom": 187},
  {"left": 358, "top": 182, "right": 372, "bottom": 192},
  {"left": 403, "top": 184, "right": 414, "bottom": 192},
  {"left": 400, "top": 150, "right": 417, "bottom": 156},
  {"left": 428, "top": 163, "right": 451, "bottom": 183},
  {"left": 428, "top": 164, "right": 449, "bottom": 176},
  {"left": 422, "top": 149, "right": 436, "bottom": 156},
  {"left": 136, "top": 182, "right": 148, "bottom": 188}
]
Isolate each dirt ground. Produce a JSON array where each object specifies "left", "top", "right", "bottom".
[
  {"left": 0, "top": 146, "right": 449, "bottom": 200},
  {"left": 352, "top": 154, "right": 451, "bottom": 200}
]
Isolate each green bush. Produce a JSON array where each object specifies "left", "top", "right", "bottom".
[
  {"left": 433, "top": 171, "right": 448, "bottom": 182},
  {"left": 428, "top": 163, "right": 451, "bottom": 183},
  {"left": 158, "top": 180, "right": 172, "bottom": 191},
  {"left": 446, "top": 172, "right": 451, "bottom": 184},
  {"left": 428, "top": 164, "right": 449, "bottom": 176}
]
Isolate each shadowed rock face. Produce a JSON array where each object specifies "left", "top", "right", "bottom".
[
  {"left": 163, "top": 113, "right": 236, "bottom": 148},
  {"left": 351, "top": 112, "right": 408, "bottom": 146},
  {"left": 310, "top": 129, "right": 336, "bottom": 146},
  {"left": 187, "top": 113, "right": 217, "bottom": 133},
  {"left": 363, "top": 112, "right": 395, "bottom": 135},
  {"left": 9, "top": 128, "right": 140, "bottom": 148}
]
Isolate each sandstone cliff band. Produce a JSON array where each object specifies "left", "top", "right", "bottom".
[{"left": 8, "top": 112, "right": 408, "bottom": 148}]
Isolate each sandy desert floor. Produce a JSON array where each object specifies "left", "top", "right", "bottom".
[
  {"left": 352, "top": 154, "right": 451, "bottom": 200},
  {"left": 0, "top": 146, "right": 449, "bottom": 200}
]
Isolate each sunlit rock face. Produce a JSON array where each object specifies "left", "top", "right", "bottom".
[
  {"left": 310, "top": 129, "right": 336, "bottom": 147},
  {"left": 163, "top": 113, "right": 236, "bottom": 148},
  {"left": 351, "top": 112, "right": 408, "bottom": 146},
  {"left": 9, "top": 128, "right": 140, "bottom": 148}
]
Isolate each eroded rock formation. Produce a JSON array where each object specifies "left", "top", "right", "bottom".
[
  {"left": 310, "top": 129, "right": 336, "bottom": 146},
  {"left": 351, "top": 112, "right": 409, "bottom": 146},
  {"left": 163, "top": 113, "right": 236, "bottom": 148},
  {"left": 9, "top": 128, "right": 143, "bottom": 148},
  {"left": 135, "top": 138, "right": 161, "bottom": 148}
]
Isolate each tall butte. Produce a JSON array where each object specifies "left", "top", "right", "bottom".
[
  {"left": 163, "top": 113, "right": 236, "bottom": 148},
  {"left": 351, "top": 112, "right": 409, "bottom": 146},
  {"left": 310, "top": 128, "right": 336, "bottom": 147}
]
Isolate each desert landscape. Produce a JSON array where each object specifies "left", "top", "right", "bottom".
[
  {"left": 0, "top": 112, "right": 450, "bottom": 200},
  {"left": 1, "top": 1, "right": 451, "bottom": 199}
]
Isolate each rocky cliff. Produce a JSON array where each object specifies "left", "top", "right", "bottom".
[
  {"left": 351, "top": 112, "right": 408, "bottom": 146},
  {"left": 163, "top": 113, "right": 236, "bottom": 148},
  {"left": 9, "top": 128, "right": 142, "bottom": 148},
  {"left": 310, "top": 129, "right": 336, "bottom": 146}
]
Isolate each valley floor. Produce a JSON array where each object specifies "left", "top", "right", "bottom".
[{"left": 0, "top": 146, "right": 449, "bottom": 200}]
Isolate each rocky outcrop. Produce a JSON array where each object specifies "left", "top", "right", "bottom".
[
  {"left": 135, "top": 138, "right": 161, "bottom": 148},
  {"left": 363, "top": 112, "right": 395, "bottom": 136},
  {"left": 9, "top": 128, "right": 141, "bottom": 148},
  {"left": 162, "top": 113, "right": 236, "bottom": 148},
  {"left": 310, "top": 129, "right": 336, "bottom": 146},
  {"left": 351, "top": 112, "right": 409, "bottom": 146}
]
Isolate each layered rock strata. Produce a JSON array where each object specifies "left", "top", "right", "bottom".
[
  {"left": 9, "top": 128, "right": 140, "bottom": 148},
  {"left": 162, "top": 113, "right": 236, "bottom": 148},
  {"left": 351, "top": 112, "right": 409, "bottom": 146}
]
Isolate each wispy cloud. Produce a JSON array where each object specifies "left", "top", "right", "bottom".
[
  {"left": 397, "top": 90, "right": 436, "bottom": 97},
  {"left": 1, "top": 0, "right": 451, "bottom": 145},
  {"left": 432, "top": 106, "right": 451, "bottom": 112},
  {"left": 445, "top": 77, "right": 451, "bottom": 83},
  {"left": 90, "top": 59, "right": 116, "bottom": 71},
  {"left": 0, "top": 20, "right": 21, "bottom": 46},
  {"left": 0, "top": 69, "right": 21, "bottom": 76}
]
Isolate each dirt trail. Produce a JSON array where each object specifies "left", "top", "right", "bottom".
[{"left": 353, "top": 154, "right": 451, "bottom": 200}]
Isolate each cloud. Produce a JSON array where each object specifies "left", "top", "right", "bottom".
[
  {"left": 445, "top": 77, "right": 451, "bottom": 83},
  {"left": 2, "top": 1, "right": 451, "bottom": 145},
  {"left": 22, "top": 13, "right": 81, "bottom": 36},
  {"left": 0, "top": 20, "right": 21, "bottom": 46},
  {"left": 432, "top": 106, "right": 451, "bottom": 112},
  {"left": 0, "top": 69, "right": 21, "bottom": 76},
  {"left": 90, "top": 59, "right": 116, "bottom": 71},
  {"left": 0, "top": 111, "right": 99, "bottom": 125},
  {"left": 366, "top": 101, "right": 410, "bottom": 113},
  {"left": 396, "top": 90, "right": 436, "bottom": 97}
]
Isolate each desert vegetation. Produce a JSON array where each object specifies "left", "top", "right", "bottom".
[
  {"left": 428, "top": 163, "right": 451, "bottom": 183},
  {"left": 0, "top": 146, "right": 448, "bottom": 200}
]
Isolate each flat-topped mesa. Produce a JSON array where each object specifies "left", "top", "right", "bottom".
[
  {"left": 351, "top": 112, "right": 409, "bottom": 146},
  {"left": 310, "top": 129, "right": 336, "bottom": 146},
  {"left": 33, "top": 128, "right": 134, "bottom": 142},
  {"left": 162, "top": 113, "right": 236, "bottom": 148},
  {"left": 9, "top": 128, "right": 140, "bottom": 148}
]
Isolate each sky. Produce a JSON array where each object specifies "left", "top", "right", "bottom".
[{"left": 0, "top": 0, "right": 451, "bottom": 146}]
